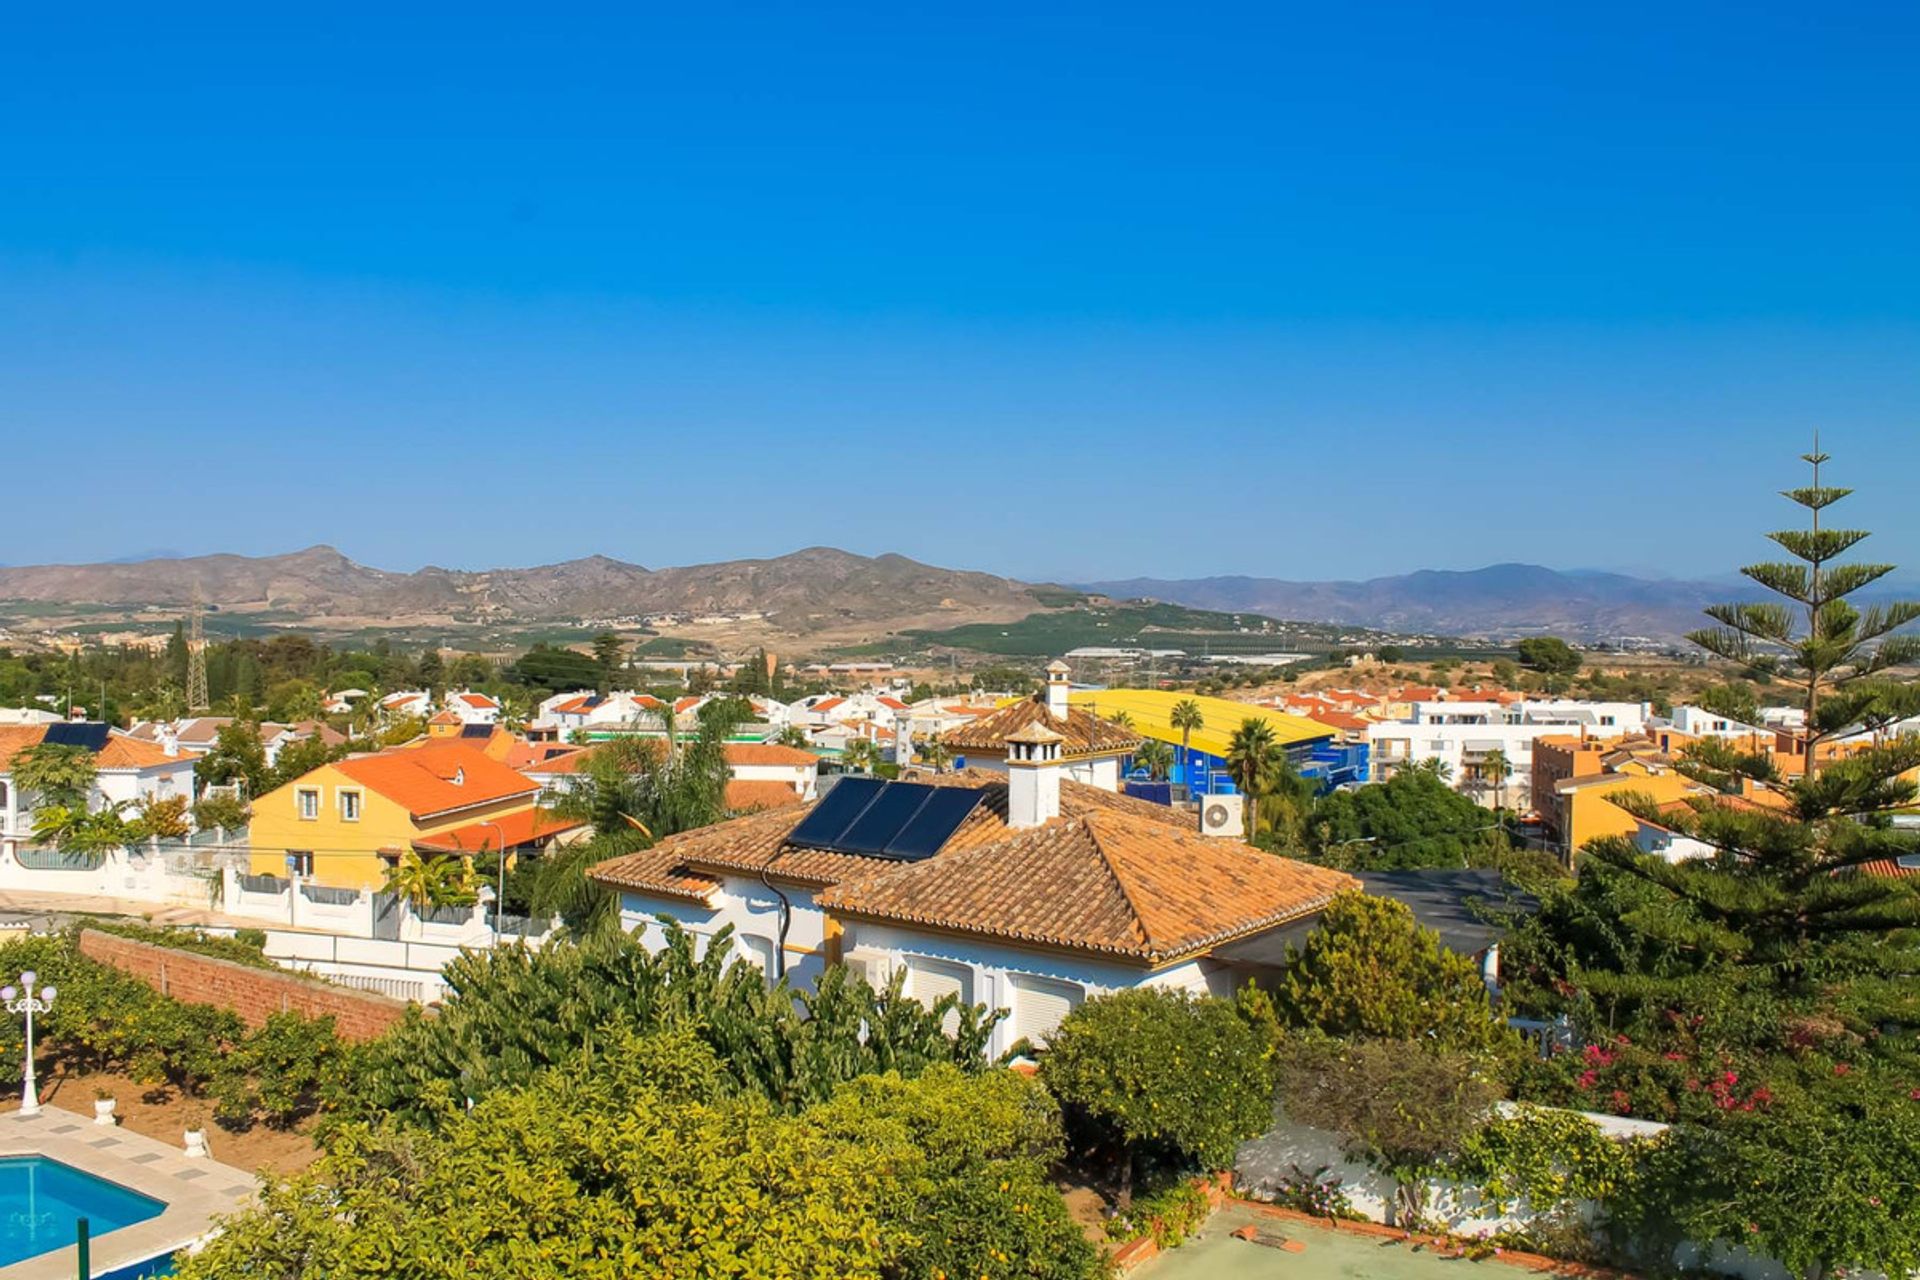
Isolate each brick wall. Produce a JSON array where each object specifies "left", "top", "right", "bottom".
[{"left": 78, "top": 929, "right": 411, "bottom": 1042}]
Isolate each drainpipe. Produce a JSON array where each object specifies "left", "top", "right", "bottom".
[{"left": 759, "top": 856, "right": 792, "bottom": 980}]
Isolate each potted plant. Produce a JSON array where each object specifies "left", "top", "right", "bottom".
[
  {"left": 182, "top": 1106, "right": 210, "bottom": 1159},
  {"left": 92, "top": 1086, "right": 117, "bottom": 1126}
]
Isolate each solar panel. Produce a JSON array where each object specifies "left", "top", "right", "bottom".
[
  {"left": 43, "top": 722, "right": 111, "bottom": 752},
  {"left": 835, "top": 783, "right": 938, "bottom": 855},
  {"left": 788, "top": 776, "right": 886, "bottom": 849},
  {"left": 883, "top": 787, "right": 986, "bottom": 862}
]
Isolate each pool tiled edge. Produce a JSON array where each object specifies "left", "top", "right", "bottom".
[{"left": 0, "top": 1107, "right": 257, "bottom": 1280}]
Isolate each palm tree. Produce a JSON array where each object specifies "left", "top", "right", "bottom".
[
  {"left": 775, "top": 724, "right": 810, "bottom": 749},
  {"left": 1132, "top": 738, "right": 1173, "bottom": 781},
  {"left": 1225, "top": 718, "right": 1281, "bottom": 837},
  {"left": 1480, "top": 748, "right": 1511, "bottom": 811},
  {"left": 383, "top": 851, "right": 474, "bottom": 911},
  {"left": 842, "top": 737, "right": 884, "bottom": 774},
  {"left": 918, "top": 738, "right": 953, "bottom": 774},
  {"left": 1170, "top": 698, "right": 1204, "bottom": 789}
]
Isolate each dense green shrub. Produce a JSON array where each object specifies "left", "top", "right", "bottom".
[
  {"left": 352, "top": 920, "right": 1001, "bottom": 1127},
  {"left": 1276, "top": 891, "right": 1520, "bottom": 1053},
  {"left": 1040, "top": 987, "right": 1271, "bottom": 1197},
  {"left": 177, "top": 1030, "right": 1103, "bottom": 1280},
  {"left": 83, "top": 921, "right": 280, "bottom": 970}
]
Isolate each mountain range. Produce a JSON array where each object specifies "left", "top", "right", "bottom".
[
  {"left": 0, "top": 545, "right": 1050, "bottom": 637},
  {"left": 1080, "top": 563, "right": 1920, "bottom": 642}
]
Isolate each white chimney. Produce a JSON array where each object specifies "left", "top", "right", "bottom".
[
  {"left": 1005, "top": 722, "right": 1064, "bottom": 829},
  {"left": 1044, "top": 659, "right": 1072, "bottom": 722},
  {"left": 161, "top": 723, "right": 180, "bottom": 758},
  {"left": 895, "top": 717, "right": 914, "bottom": 769}
]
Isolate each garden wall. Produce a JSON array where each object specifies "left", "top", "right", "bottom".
[
  {"left": 1235, "top": 1104, "right": 1790, "bottom": 1280},
  {"left": 78, "top": 929, "right": 412, "bottom": 1041}
]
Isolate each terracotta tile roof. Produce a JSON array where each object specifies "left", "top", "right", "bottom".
[
  {"left": 1862, "top": 857, "right": 1920, "bottom": 880},
  {"left": 331, "top": 746, "right": 538, "bottom": 819},
  {"left": 877, "top": 696, "right": 908, "bottom": 710},
  {"left": 941, "top": 696, "right": 1141, "bottom": 758},
  {"left": 414, "top": 809, "right": 587, "bottom": 853},
  {"left": 811, "top": 697, "right": 847, "bottom": 713},
  {"left": 587, "top": 772, "right": 1343, "bottom": 965},
  {"left": 457, "top": 693, "right": 499, "bottom": 709},
  {"left": 0, "top": 726, "right": 186, "bottom": 772},
  {"left": 428, "top": 710, "right": 464, "bottom": 726},
  {"left": 94, "top": 734, "right": 186, "bottom": 769},
  {"left": 819, "top": 810, "right": 1357, "bottom": 964},
  {"left": 517, "top": 744, "right": 599, "bottom": 773},
  {"left": 725, "top": 779, "right": 806, "bottom": 811},
  {"left": 550, "top": 696, "right": 594, "bottom": 715},
  {"left": 673, "top": 697, "right": 703, "bottom": 714},
  {"left": 723, "top": 742, "right": 819, "bottom": 767},
  {"left": 589, "top": 843, "right": 722, "bottom": 902}
]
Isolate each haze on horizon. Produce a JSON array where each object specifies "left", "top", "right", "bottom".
[{"left": 3, "top": 3, "right": 1916, "bottom": 584}]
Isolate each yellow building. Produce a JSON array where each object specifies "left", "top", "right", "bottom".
[
  {"left": 1063, "top": 689, "right": 1330, "bottom": 758},
  {"left": 1551, "top": 770, "right": 1703, "bottom": 858},
  {"left": 248, "top": 745, "right": 541, "bottom": 890}
]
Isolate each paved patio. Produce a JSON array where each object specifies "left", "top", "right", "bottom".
[{"left": 0, "top": 1105, "right": 257, "bottom": 1279}]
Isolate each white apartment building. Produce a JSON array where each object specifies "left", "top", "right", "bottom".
[{"left": 1368, "top": 699, "right": 1652, "bottom": 809}]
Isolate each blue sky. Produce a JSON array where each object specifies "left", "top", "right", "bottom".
[{"left": 2, "top": 2, "right": 1916, "bottom": 583}]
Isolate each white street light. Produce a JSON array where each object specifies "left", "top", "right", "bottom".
[{"left": 4, "top": 972, "right": 56, "bottom": 1116}]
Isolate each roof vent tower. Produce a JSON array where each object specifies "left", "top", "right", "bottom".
[
  {"left": 1006, "top": 722, "right": 1064, "bottom": 829},
  {"left": 1044, "top": 660, "right": 1071, "bottom": 722}
]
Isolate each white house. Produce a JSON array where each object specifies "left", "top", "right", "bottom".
[
  {"left": 1662, "top": 704, "right": 1768, "bottom": 740},
  {"left": 938, "top": 662, "right": 1140, "bottom": 792},
  {"left": 590, "top": 735, "right": 1356, "bottom": 1056},
  {"left": 378, "top": 690, "right": 433, "bottom": 719},
  {"left": 0, "top": 725, "right": 198, "bottom": 859},
  {"left": 1367, "top": 699, "right": 1653, "bottom": 809},
  {"left": 446, "top": 691, "right": 502, "bottom": 725}
]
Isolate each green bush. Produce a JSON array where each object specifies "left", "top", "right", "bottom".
[
  {"left": 1040, "top": 988, "right": 1272, "bottom": 1196},
  {"left": 352, "top": 921, "right": 1002, "bottom": 1127},
  {"left": 1107, "top": 1180, "right": 1211, "bottom": 1248},
  {"left": 178, "top": 1032, "right": 1103, "bottom": 1280}
]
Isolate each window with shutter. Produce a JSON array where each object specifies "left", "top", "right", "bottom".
[
  {"left": 1011, "top": 975, "right": 1082, "bottom": 1048},
  {"left": 904, "top": 958, "right": 971, "bottom": 1035}
]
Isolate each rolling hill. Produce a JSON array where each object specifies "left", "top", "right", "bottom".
[{"left": 0, "top": 545, "right": 1052, "bottom": 638}]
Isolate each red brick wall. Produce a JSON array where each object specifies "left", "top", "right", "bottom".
[{"left": 78, "top": 929, "right": 411, "bottom": 1042}]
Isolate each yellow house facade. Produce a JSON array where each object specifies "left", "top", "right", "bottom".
[
  {"left": 248, "top": 745, "right": 540, "bottom": 890},
  {"left": 1552, "top": 770, "right": 1703, "bottom": 859}
]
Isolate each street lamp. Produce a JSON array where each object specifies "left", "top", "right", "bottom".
[
  {"left": 4, "top": 971, "right": 56, "bottom": 1116},
  {"left": 478, "top": 821, "right": 506, "bottom": 940}
]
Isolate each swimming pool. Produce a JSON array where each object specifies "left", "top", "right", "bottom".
[{"left": 0, "top": 1155, "right": 166, "bottom": 1267}]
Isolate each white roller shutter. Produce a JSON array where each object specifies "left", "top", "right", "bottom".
[
  {"left": 1011, "top": 975, "right": 1082, "bottom": 1048},
  {"left": 737, "top": 934, "right": 775, "bottom": 978},
  {"left": 905, "top": 958, "right": 971, "bottom": 1035}
]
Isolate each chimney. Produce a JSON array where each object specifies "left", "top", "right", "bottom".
[
  {"left": 1005, "top": 722, "right": 1064, "bottom": 829},
  {"left": 161, "top": 723, "right": 179, "bottom": 758},
  {"left": 895, "top": 716, "right": 914, "bottom": 769},
  {"left": 1044, "top": 659, "right": 1071, "bottom": 722}
]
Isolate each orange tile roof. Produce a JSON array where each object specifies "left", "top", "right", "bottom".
[
  {"left": 414, "top": 808, "right": 587, "bottom": 853},
  {"left": 877, "top": 696, "right": 908, "bottom": 710},
  {"left": 820, "top": 810, "right": 1357, "bottom": 964},
  {"left": 428, "top": 710, "right": 463, "bottom": 726},
  {"left": 457, "top": 693, "right": 498, "bottom": 709},
  {"left": 592, "top": 772, "right": 1351, "bottom": 964},
  {"left": 941, "top": 696, "right": 1141, "bottom": 757},
  {"left": 331, "top": 746, "right": 538, "bottom": 819},
  {"left": 723, "top": 742, "right": 819, "bottom": 767},
  {"left": 725, "top": 780, "right": 806, "bottom": 812},
  {"left": 811, "top": 697, "right": 847, "bottom": 713},
  {"left": 0, "top": 726, "right": 186, "bottom": 772}
]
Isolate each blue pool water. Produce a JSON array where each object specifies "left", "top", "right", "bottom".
[{"left": 0, "top": 1156, "right": 166, "bottom": 1267}]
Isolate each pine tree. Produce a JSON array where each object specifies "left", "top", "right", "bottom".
[{"left": 1689, "top": 442, "right": 1920, "bottom": 775}]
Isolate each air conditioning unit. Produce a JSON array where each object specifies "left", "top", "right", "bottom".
[
  {"left": 842, "top": 946, "right": 896, "bottom": 988},
  {"left": 1198, "top": 793, "right": 1244, "bottom": 839}
]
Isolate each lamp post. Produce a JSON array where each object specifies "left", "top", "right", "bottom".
[
  {"left": 4, "top": 971, "right": 56, "bottom": 1116},
  {"left": 478, "top": 821, "right": 506, "bottom": 941}
]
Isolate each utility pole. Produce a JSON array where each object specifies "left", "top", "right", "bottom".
[{"left": 186, "top": 589, "right": 210, "bottom": 712}]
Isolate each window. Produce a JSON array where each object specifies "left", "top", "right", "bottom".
[
  {"left": 737, "top": 934, "right": 776, "bottom": 978},
  {"left": 296, "top": 788, "right": 320, "bottom": 821},
  {"left": 286, "top": 850, "right": 314, "bottom": 877},
  {"left": 339, "top": 789, "right": 362, "bottom": 822},
  {"left": 1600, "top": 715, "right": 1616, "bottom": 726},
  {"left": 904, "top": 957, "right": 972, "bottom": 1036},
  {"left": 1010, "top": 975, "right": 1083, "bottom": 1048}
]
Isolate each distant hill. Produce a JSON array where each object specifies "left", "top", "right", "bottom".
[
  {"left": 1079, "top": 563, "right": 1920, "bottom": 642},
  {"left": 0, "top": 545, "right": 1052, "bottom": 637}
]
